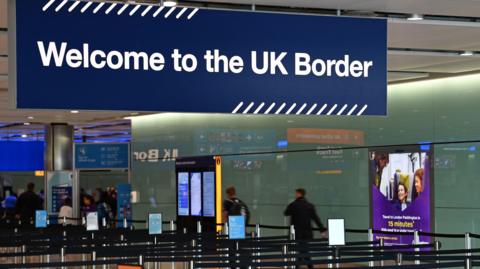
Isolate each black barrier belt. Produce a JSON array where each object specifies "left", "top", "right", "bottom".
[
  {"left": 1, "top": 258, "right": 139, "bottom": 268},
  {"left": 346, "top": 228, "right": 369, "bottom": 234}
]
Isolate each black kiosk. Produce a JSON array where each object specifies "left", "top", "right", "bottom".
[{"left": 175, "top": 156, "right": 222, "bottom": 233}]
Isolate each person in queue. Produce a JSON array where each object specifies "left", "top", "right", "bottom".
[
  {"left": 395, "top": 182, "right": 409, "bottom": 211},
  {"left": 15, "top": 182, "right": 43, "bottom": 225},
  {"left": 223, "top": 186, "right": 250, "bottom": 224},
  {"left": 58, "top": 197, "right": 74, "bottom": 225},
  {"left": 284, "top": 188, "right": 327, "bottom": 269}
]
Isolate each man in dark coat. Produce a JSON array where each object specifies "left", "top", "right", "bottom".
[
  {"left": 284, "top": 188, "right": 327, "bottom": 269},
  {"left": 15, "top": 182, "right": 43, "bottom": 225}
]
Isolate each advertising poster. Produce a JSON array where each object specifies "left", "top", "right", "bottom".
[
  {"left": 35, "top": 210, "right": 47, "bottom": 228},
  {"left": 370, "top": 148, "right": 433, "bottom": 245},
  {"left": 51, "top": 186, "right": 72, "bottom": 213},
  {"left": 117, "top": 184, "right": 132, "bottom": 228}
]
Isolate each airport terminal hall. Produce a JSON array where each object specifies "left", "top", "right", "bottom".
[{"left": 1, "top": 0, "right": 480, "bottom": 268}]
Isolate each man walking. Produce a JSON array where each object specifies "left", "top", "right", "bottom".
[{"left": 284, "top": 188, "right": 327, "bottom": 269}]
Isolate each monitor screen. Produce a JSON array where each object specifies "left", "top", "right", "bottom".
[
  {"left": 177, "top": 172, "right": 190, "bottom": 216},
  {"left": 190, "top": 172, "right": 202, "bottom": 216},
  {"left": 202, "top": 172, "right": 215, "bottom": 217}
]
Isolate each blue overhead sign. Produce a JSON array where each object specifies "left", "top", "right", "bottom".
[
  {"left": 11, "top": 0, "right": 387, "bottom": 115},
  {"left": 0, "top": 141, "right": 44, "bottom": 171},
  {"left": 74, "top": 143, "right": 129, "bottom": 169}
]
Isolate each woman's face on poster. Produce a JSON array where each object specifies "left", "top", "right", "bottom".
[
  {"left": 398, "top": 184, "right": 407, "bottom": 203},
  {"left": 415, "top": 176, "right": 423, "bottom": 194}
]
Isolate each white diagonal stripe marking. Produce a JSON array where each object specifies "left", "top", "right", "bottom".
[
  {"left": 176, "top": 7, "right": 188, "bottom": 19},
  {"left": 55, "top": 0, "right": 68, "bottom": 12},
  {"left": 129, "top": 4, "right": 141, "bottom": 16},
  {"left": 93, "top": 2, "right": 105, "bottom": 14},
  {"left": 337, "top": 104, "right": 348, "bottom": 115},
  {"left": 327, "top": 104, "right": 338, "bottom": 115},
  {"left": 347, "top": 105, "right": 358, "bottom": 116},
  {"left": 316, "top": 104, "right": 328, "bottom": 115},
  {"left": 243, "top": 102, "right": 255, "bottom": 114},
  {"left": 80, "top": 1, "right": 93, "bottom": 13},
  {"left": 264, "top": 103, "right": 276, "bottom": 114},
  {"left": 306, "top": 104, "right": 317, "bottom": 115},
  {"left": 253, "top": 103, "right": 265, "bottom": 114},
  {"left": 232, "top": 102, "right": 244, "bottom": 114},
  {"left": 117, "top": 3, "right": 129, "bottom": 15},
  {"left": 275, "top": 103, "right": 286, "bottom": 114},
  {"left": 285, "top": 103, "right": 297, "bottom": 115},
  {"left": 164, "top": 7, "right": 176, "bottom": 18},
  {"left": 68, "top": 1, "right": 81, "bottom": 12},
  {"left": 187, "top": 8, "right": 199, "bottom": 20},
  {"left": 42, "top": 0, "right": 56, "bottom": 11},
  {"left": 153, "top": 6, "right": 165, "bottom": 17},
  {"left": 357, "top": 105, "right": 368, "bottom": 116},
  {"left": 105, "top": 3, "right": 117, "bottom": 14},
  {"left": 296, "top": 103, "right": 307, "bottom": 115},
  {"left": 141, "top": 6, "right": 153, "bottom": 16}
]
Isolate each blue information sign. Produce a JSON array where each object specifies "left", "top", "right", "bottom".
[
  {"left": 229, "top": 216, "right": 246, "bottom": 240},
  {"left": 35, "top": 210, "right": 47, "bottom": 228},
  {"left": 51, "top": 186, "right": 72, "bottom": 213},
  {"left": 148, "top": 213, "right": 163, "bottom": 235},
  {"left": 74, "top": 143, "right": 129, "bottom": 169},
  {"left": 11, "top": 0, "right": 387, "bottom": 115}
]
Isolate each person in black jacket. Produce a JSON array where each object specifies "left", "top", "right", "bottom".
[
  {"left": 15, "top": 182, "right": 43, "bottom": 225},
  {"left": 284, "top": 188, "right": 327, "bottom": 269}
]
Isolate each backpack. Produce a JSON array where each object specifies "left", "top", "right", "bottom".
[{"left": 228, "top": 198, "right": 250, "bottom": 224}]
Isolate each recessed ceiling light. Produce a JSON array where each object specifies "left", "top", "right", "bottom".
[
  {"left": 24, "top": 122, "right": 30, "bottom": 126},
  {"left": 163, "top": 0, "right": 177, "bottom": 7},
  {"left": 460, "top": 51, "right": 474, "bottom": 56},
  {"left": 21, "top": 134, "right": 28, "bottom": 138},
  {"left": 70, "top": 110, "right": 79, "bottom": 114},
  {"left": 407, "top": 14, "right": 423, "bottom": 21},
  {"left": 27, "top": 116, "right": 34, "bottom": 120}
]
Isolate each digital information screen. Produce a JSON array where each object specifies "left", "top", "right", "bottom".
[
  {"left": 203, "top": 172, "right": 215, "bottom": 217},
  {"left": 190, "top": 173, "right": 202, "bottom": 216},
  {"left": 178, "top": 172, "right": 190, "bottom": 216}
]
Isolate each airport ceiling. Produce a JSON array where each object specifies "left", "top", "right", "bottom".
[{"left": 1, "top": 0, "right": 480, "bottom": 140}]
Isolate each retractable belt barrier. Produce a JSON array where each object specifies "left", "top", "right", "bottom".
[{"left": 1, "top": 221, "right": 480, "bottom": 269}]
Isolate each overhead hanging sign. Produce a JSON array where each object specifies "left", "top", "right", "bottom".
[
  {"left": 10, "top": 0, "right": 387, "bottom": 115},
  {"left": 74, "top": 143, "right": 129, "bottom": 170}
]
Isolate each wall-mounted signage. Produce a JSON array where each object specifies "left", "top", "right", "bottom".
[
  {"left": 35, "top": 210, "right": 47, "bottom": 228},
  {"left": 369, "top": 146, "right": 433, "bottom": 245},
  {"left": 10, "top": 0, "right": 387, "bottom": 115},
  {"left": 74, "top": 143, "right": 129, "bottom": 170}
]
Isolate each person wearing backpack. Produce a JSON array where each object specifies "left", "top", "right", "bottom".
[{"left": 223, "top": 186, "right": 250, "bottom": 224}]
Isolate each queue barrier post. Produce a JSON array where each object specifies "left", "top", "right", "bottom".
[
  {"left": 197, "top": 221, "right": 202, "bottom": 234},
  {"left": 368, "top": 228, "right": 374, "bottom": 267},
  {"left": 63, "top": 216, "right": 67, "bottom": 226},
  {"left": 396, "top": 253, "right": 403, "bottom": 266},
  {"left": 435, "top": 240, "right": 442, "bottom": 269},
  {"left": 379, "top": 238, "right": 385, "bottom": 267},
  {"left": 465, "top": 233, "right": 472, "bottom": 269},
  {"left": 92, "top": 250, "right": 97, "bottom": 269},
  {"left": 414, "top": 230, "right": 420, "bottom": 265},
  {"left": 123, "top": 218, "right": 128, "bottom": 229},
  {"left": 22, "top": 244, "right": 26, "bottom": 265},
  {"left": 282, "top": 244, "right": 288, "bottom": 269},
  {"left": 255, "top": 224, "right": 261, "bottom": 238},
  {"left": 224, "top": 222, "right": 229, "bottom": 236},
  {"left": 60, "top": 247, "right": 65, "bottom": 269},
  {"left": 289, "top": 225, "right": 295, "bottom": 240}
]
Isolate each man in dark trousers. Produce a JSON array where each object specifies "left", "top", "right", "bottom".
[
  {"left": 15, "top": 182, "right": 43, "bottom": 225},
  {"left": 284, "top": 188, "right": 327, "bottom": 269}
]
